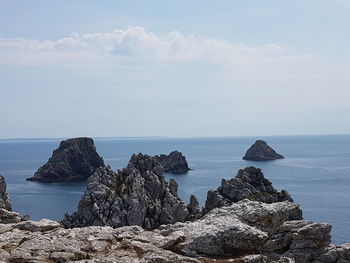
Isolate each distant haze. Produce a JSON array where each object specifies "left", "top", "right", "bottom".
[{"left": 1, "top": 0, "right": 349, "bottom": 138}]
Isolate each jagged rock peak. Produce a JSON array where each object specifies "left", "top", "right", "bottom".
[
  {"left": 243, "top": 140, "right": 284, "bottom": 161},
  {"left": 128, "top": 153, "right": 164, "bottom": 176},
  {"left": 61, "top": 153, "right": 198, "bottom": 230},
  {"left": 26, "top": 137, "right": 105, "bottom": 183},
  {"left": 155, "top": 150, "right": 190, "bottom": 174},
  {"left": 205, "top": 166, "right": 293, "bottom": 212},
  {"left": 0, "top": 175, "right": 12, "bottom": 211}
]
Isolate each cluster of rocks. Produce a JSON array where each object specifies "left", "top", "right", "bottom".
[
  {"left": 26, "top": 137, "right": 191, "bottom": 183},
  {"left": 205, "top": 166, "right": 293, "bottom": 212},
  {"left": 2, "top": 138, "right": 350, "bottom": 262},
  {"left": 243, "top": 140, "right": 284, "bottom": 161},
  {"left": 1, "top": 197, "right": 350, "bottom": 262},
  {"left": 155, "top": 150, "right": 191, "bottom": 174},
  {"left": 61, "top": 153, "right": 199, "bottom": 230},
  {"left": 26, "top": 137, "right": 105, "bottom": 182}
]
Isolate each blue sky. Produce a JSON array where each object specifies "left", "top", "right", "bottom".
[{"left": 0, "top": 0, "right": 349, "bottom": 138}]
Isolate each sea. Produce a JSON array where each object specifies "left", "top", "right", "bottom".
[{"left": 0, "top": 135, "right": 349, "bottom": 244}]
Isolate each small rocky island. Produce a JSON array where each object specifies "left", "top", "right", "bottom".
[
  {"left": 26, "top": 137, "right": 105, "bottom": 182},
  {"left": 155, "top": 150, "right": 190, "bottom": 174},
  {"left": 243, "top": 140, "right": 284, "bottom": 161}
]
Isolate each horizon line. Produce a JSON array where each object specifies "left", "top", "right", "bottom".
[{"left": 0, "top": 133, "right": 349, "bottom": 141}]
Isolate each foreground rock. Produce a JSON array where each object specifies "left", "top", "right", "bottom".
[
  {"left": 27, "top": 137, "right": 105, "bottom": 183},
  {"left": 0, "top": 175, "right": 12, "bottom": 211},
  {"left": 155, "top": 150, "right": 191, "bottom": 174},
  {"left": 0, "top": 175, "right": 28, "bottom": 224},
  {"left": 205, "top": 166, "right": 293, "bottom": 212},
  {"left": 1, "top": 200, "right": 349, "bottom": 263},
  {"left": 61, "top": 153, "right": 198, "bottom": 229},
  {"left": 243, "top": 140, "right": 284, "bottom": 161}
]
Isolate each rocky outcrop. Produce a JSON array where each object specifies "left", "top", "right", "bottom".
[
  {"left": 0, "top": 200, "right": 349, "bottom": 263},
  {"left": 1, "top": 163, "right": 350, "bottom": 262},
  {"left": 205, "top": 166, "right": 293, "bottom": 212},
  {"left": 155, "top": 151, "right": 190, "bottom": 174},
  {"left": 243, "top": 140, "right": 284, "bottom": 161},
  {"left": 0, "top": 175, "right": 29, "bottom": 224},
  {"left": 26, "top": 137, "right": 105, "bottom": 182},
  {"left": 61, "top": 153, "right": 196, "bottom": 230},
  {"left": 0, "top": 175, "right": 12, "bottom": 211}
]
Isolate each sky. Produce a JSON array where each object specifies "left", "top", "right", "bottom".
[{"left": 0, "top": 0, "right": 350, "bottom": 138}]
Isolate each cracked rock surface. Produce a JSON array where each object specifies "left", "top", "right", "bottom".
[{"left": 61, "top": 153, "right": 197, "bottom": 230}]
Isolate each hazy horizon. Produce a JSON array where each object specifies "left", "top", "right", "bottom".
[{"left": 1, "top": 0, "right": 349, "bottom": 138}]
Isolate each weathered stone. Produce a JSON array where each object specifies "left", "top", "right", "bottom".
[
  {"left": 0, "top": 175, "right": 12, "bottom": 211},
  {"left": 0, "top": 199, "right": 348, "bottom": 263},
  {"left": 61, "top": 154, "right": 194, "bottom": 230},
  {"left": 187, "top": 195, "right": 200, "bottom": 215},
  {"left": 13, "top": 219, "right": 60, "bottom": 232},
  {"left": 0, "top": 209, "right": 27, "bottom": 224},
  {"left": 155, "top": 151, "right": 191, "bottom": 174},
  {"left": 204, "top": 166, "right": 294, "bottom": 212},
  {"left": 26, "top": 137, "right": 105, "bottom": 182},
  {"left": 243, "top": 140, "right": 284, "bottom": 161}
]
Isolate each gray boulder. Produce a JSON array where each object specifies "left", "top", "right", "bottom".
[
  {"left": 155, "top": 151, "right": 190, "bottom": 174},
  {"left": 61, "top": 153, "right": 197, "bottom": 230},
  {"left": 243, "top": 140, "right": 284, "bottom": 161},
  {"left": 27, "top": 137, "right": 105, "bottom": 182},
  {"left": 205, "top": 166, "right": 293, "bottom": 212}
]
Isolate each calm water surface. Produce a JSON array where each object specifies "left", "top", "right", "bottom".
[{"left": 0, "top": 135, "right": 349, "bottom": 244}]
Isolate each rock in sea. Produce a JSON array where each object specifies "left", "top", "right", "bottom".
[
  {"left": 61, "top": 153, "right": 198, "bottom": 229},
  {"left": 205, "top": 166, "right": 293, "bottom": 212},
  {"left": 243, "top": 140, "right": 284, "bottom": 161},
  {"left": 155, "top": 150, "right": 190, "bottom": 174},
  {"left": 26, "top": 137, "right": 105, "bottom": 183}
]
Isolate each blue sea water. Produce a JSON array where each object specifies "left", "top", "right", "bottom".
[{"left": 0, "top": 135, "right": 349, "bottom": 244}]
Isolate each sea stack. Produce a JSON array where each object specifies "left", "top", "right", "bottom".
[
  {"left": 243, "top": 140, "right": 284, "bottom": 161},
  {"left": 27, "top": 137, "right": 104, "bottom": 183},
  {"left": 155, "top": 150, "right": 190, "bottom": 174}
]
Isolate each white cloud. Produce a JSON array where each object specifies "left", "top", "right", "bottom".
[{"left": 0, "top": 26, "right": 288, "bottom": 67}]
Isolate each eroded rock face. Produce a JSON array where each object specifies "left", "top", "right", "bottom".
[
  {"left": 0, "top": 175, "right": 12, "bottom": 211},
  {"left": 205, "top": 166, "right": 293, "bottom": 212},
  {"left": 26, "top": 137, "right": 105, "bottom": 183},
  {"left": 0, "top": 200, "right": 346, "bottom": 263},
  {"left": 61, "top": 153, "right": 196, "bottom": 230},
  {"left": 243, "top": 140, "right": 284, "bottom": 161},
  {"left": 155, "top": 151, "right": 190, "bottom": 174}
]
